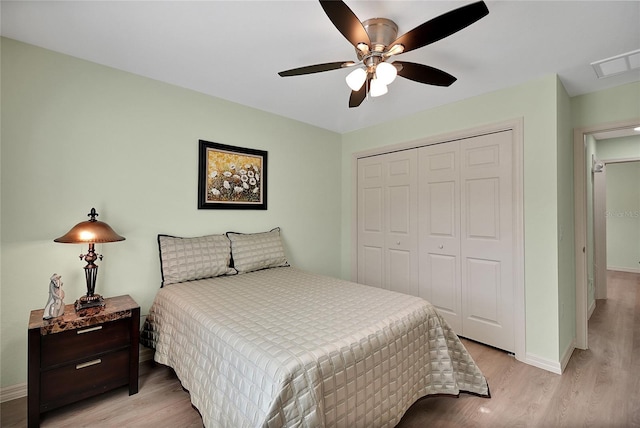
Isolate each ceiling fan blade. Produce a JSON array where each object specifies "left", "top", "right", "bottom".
[
  {"left": 349, "top": 76, "right": 370, "bottom": 108},
  {"left": 278, "top": 61, "right": 354, "bottom": 77},
  {"left": 389, "top": 1, "right": 489, "bottom": 54},
  {"left": 320, "top": 0, "right": 371, "bottom": 49},
  {"left": 395, "top": 61, "right": 457, "bottom": 86}
]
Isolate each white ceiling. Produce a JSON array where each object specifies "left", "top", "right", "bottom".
[{"left": 2, "top": 1, "right": 639, "bottom": 134}]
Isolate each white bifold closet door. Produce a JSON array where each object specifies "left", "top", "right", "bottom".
[
  {"left": 357, "top": 150, "right": 418, "bottom": 295},
  {"left": 357, "top": 130, "right": 514, "bottom": 352},
  {"left": 419, "top": 131, "right": 514, "bottom": 352}
]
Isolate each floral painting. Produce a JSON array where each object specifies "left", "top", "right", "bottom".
[{"left": 198, "top": 140, "right": 267, "bottom": 210}]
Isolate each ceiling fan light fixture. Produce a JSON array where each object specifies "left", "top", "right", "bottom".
[
  {"left": 357, "top": 43, "right": 370, "bottom": 55},
  {"left": 346, "top": 67, "right": 367, "bottom": 91},
  {"left": 370, "top": 78, "right": 388, "bottom": 97},
  {"left": 385, "top": 44, "right": 405, "bottom": 57},
  {"left": 375, "top": 62, "right": 397, "bottom": 85}
]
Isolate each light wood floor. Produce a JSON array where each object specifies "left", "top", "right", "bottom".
[{"left": 3, "top": 271, "right": 639, "bottom": 427}]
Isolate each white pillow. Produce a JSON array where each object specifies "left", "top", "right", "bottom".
[
  {"left": 158, "top": 234, "right": 236, "bottom": 286},
  {"left": 227, "top": 228, "right": 289, "bottom": 274}
]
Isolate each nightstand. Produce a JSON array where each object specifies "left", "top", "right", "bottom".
[{"left": 27, "top": 294, "right": 140, "bottom": 428}]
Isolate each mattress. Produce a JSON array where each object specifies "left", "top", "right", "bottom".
[{"left": 141, "top": 267, "right": 489, "bottom": 427}]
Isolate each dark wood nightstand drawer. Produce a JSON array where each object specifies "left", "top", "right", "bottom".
[
  {"left": 41, "top": 318, "right": 130, "bottom": 368},
  {"left": 29, "top": 295, "right": 140, "bottom": 428},
  {"left": 40, "top": 348, "right": 130, "bottom": 411}
]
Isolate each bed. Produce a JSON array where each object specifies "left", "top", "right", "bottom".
[{"left": 141, "top": 229, "right": 489, "bottom": 427}]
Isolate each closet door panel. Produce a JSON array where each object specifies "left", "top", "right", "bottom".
[
  {"left": 465, "top": 258, "right": 501, "bottom": 324},
  {"left": 460, "top": 131, "right": 514, "bottom": 352},
  {"left": 466, "top": 178, "right": 500, "bottom": 240},
  {"left": 418, "top": 143, "right": 462, "bottom": 331},
  {"left": 363, "top": 188, "right": 383, "bottom": 232},
  {"left": 385, "top": 151, "right": 419, "bottom": 295},
  {"left": 389, "top": 248, "right": 413, "bottom": 295},
  {"left": 426, "top": 253, "right": 459, "bottom": 325},
  {"left": 357, "top": 150, "right": 418, "bottom": 294},
  {"left": 361, "top": 246, "right": 384, "bottom": 288},
  {"left": 357, "top": 157, "right": 385, "bottom": 288}
]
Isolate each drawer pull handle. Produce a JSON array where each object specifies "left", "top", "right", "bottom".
[
  {"left": 76, "top": 359, "right": 102, "bottom": 370},
  {"left": 77, "top": 326, "right": 103, "bottom": 334}
]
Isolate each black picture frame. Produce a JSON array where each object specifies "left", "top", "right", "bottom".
[{"left": 197, "top": 140, "right": 267, "bottom": 210}]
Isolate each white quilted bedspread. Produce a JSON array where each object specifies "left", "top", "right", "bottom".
[{"left": 142, "top": 267, "right": 489, "bottom": 427}]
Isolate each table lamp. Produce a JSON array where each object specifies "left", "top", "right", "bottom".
[{"left": 54, "top": 208, "right": 125, "bottom": 311}]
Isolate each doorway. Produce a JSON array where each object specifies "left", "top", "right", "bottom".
[
  {"left": 593, "top": 158, "right": 640, "bottom": 302},
  {"left": 573, "top": 119, "right": 640, "bottom": 350}
]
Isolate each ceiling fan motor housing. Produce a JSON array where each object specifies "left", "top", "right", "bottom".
[{"left": 360, "top": 18, "right": 399, "bottom": 57}]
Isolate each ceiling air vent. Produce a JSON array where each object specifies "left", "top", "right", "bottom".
[{"left": 591, "top": 49, "right": 640, "bottom": 79}]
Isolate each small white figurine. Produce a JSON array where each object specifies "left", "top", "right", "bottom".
[{"left": 43, "top": 273, "right": 65, "bottom": 319}]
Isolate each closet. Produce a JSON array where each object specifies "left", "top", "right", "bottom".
[{"left": 356, "top": 130, "right": 515, "bottom": 352}]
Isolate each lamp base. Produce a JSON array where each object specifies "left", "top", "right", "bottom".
[{"left": 75, "top": 294, "right": 106, "bottom": 312}]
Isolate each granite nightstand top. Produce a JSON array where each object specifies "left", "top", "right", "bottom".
[{"left": 29, "top": 294, "right": 139, "bottom": 335}]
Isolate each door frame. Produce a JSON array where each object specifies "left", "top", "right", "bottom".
[
  {"left": 351, "top": 118, "right": 525, "bottom": 362},
  {"left": 592, "top": 159, "right": 608, "bottom": 300},
  {"left": 593, "top": 158, "right": 640, "bottom": 299},
  {"left": 573, "top": 118, "right": 640, "bottom": 350}
]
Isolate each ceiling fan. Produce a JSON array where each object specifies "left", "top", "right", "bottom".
[{"left": 278, "top": 0, "right": 489, "bottom": 108}]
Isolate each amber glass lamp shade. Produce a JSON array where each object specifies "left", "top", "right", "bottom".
[
  {"left": 54, "top": 208, "right": 125, "bottom": 311},
  {"left": 54, "top": 219, "right": 125, "bottom": 244}
]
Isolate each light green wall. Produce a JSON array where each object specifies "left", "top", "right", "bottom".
[
  {"left": 606, "top": 161, "right": 640, "bottom": 271},
  {"left": 597, "top": 134, "right": 640, "bottom": 160},
  {"left": 340, "top": 74, "right": 562, "bottom": 363},
  {"left": 571, "top": 81, "right": 640, "bottom": 128},
  {"left": 556, "top": 77, "right": 575, "bottom": 358},
  {"left": 0, "top": 38, "right": 343, "bottom": 388}
]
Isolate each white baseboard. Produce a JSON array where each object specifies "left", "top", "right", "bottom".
[
  {"left": 525, "top": 340, "right": 578, "bottom": 375},
  {"left": 1, "top": 346, "right": 155, "bottom": 403},
  {"left": 524, "top": 352, "right": 562, "bottom": 375},
  {"left": 0, "top": 383, "right": 27, "bottom": 404},
  {"left": 607, "top": 266, "right": 640, "bottom": 274}
]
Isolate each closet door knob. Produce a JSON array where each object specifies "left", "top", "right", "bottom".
[
  {"left": 396, "top": 241, "right": 401, "bottom": 245},
  {"left": 439, "top": 245, "right": 444, "bottom": 249}
]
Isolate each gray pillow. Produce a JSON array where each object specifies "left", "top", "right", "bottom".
[
  {"left": 227, "top": 228, "right": 289, "bottom": 273},
  {"left": 158, "top": 234, "right": 236, "bottom": 286}
]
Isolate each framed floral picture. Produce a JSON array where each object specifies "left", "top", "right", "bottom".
[{"left": 197, "top": 140, "right": 267, "bottom": 210}]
